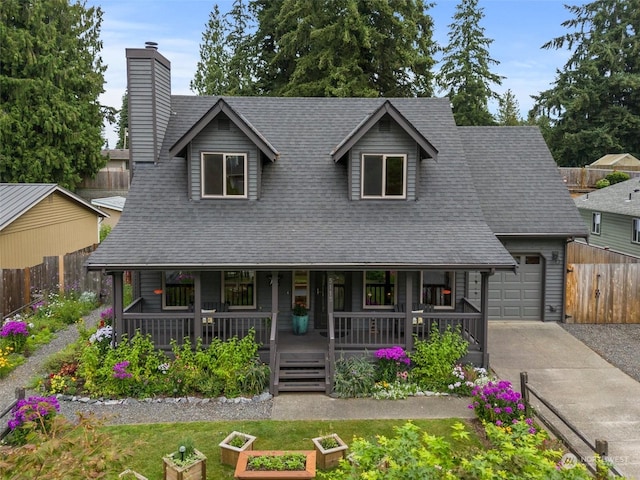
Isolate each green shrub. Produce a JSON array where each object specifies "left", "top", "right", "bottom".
[
  {"left": 595, "top": 178, "right": 610, "bottom": 189},
  {"left": 99, "top": 223, "right": 112, "bottom": 242},
  {"left": 318, "top": 421, "right": 594, "bottom": 480},
  {"left": 79, "top": 331, "right": 168, "bottom": 398},
  {"left": 410, "top": 325, "right": 468, "bottom": 391},
  {"left": 605, "top": 170, "right": 630, "bottom": 185},
  {"left": 332, "top": 354, "right": 376, "bottom": 397}
]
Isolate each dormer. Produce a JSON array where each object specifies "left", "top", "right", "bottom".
[
  {"left": 331, "top": 101, "right": 438, "bottom": 201},
  {"left": 169, "top": 99, "right": 278, "bottom": 201}
]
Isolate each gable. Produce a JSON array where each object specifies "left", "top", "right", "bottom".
[{"left": 346, "top": 115, "right": 419, "bottom": 201}]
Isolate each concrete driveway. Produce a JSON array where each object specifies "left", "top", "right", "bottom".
[{"left": 489, "top": 321, "right": 640, "bottom": 479}]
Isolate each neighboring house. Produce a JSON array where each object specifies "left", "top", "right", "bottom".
[
  {"left": 575, "top": 178, "right": 640, "bottom": 258},
  {"left": 86, "top": 46, "right": 587, "bottom": 393},
  {"left": 588, "top": 153, "right": 640, "bottom": 171},
  {"left": 101, "top": 149, "right": 130, "bottom": 171},
  {"left": 0, "top": 183, "right": 106, "bottom": 269},
  {"left": 91, "top": 196, "right": 126, "bottom": 228}
]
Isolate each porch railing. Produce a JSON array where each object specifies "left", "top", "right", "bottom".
[
  {"left": 331, "top": 307, "right": 483, "bottom": 350},
  {"left": 120, "top": 309, "right": 272, "bottom": 350}
]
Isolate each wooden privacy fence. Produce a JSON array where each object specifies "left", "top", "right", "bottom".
[
  {"left": 566, "top": 242, "right": 640, "bottom": 323},
  {"left": 78, "top": 169, "right": 130, "bottom": 190},
  {"left": 0, "top": 245, "right": 107, "bottom": 318},
  {"left": 558, "top": 167, "right": 640, "bottom": 191}
]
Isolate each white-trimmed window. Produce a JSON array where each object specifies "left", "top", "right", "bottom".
[
  {"left": 421, "top": 271, "right": 455, "bottom": 309},
  {"left": 162, "top": 271, "right": 194, "bottom": 310},
  {"left": 633, "top": 218, "right": 640, "bottom": 244},
  {"left": 591, "top": 212, "right": 601, "bottom": 235},
  {"left": 364, "top": 270, "right": 397, "bottom": 308},
  {"left": 222, "top": 271, "right": 256, "bottom": 309},
  {"left": 201, "top": 152, "right": 247, "bottom": 198},
  {"left": 361, "top": 154, "right": 406, "bottom": 198}
]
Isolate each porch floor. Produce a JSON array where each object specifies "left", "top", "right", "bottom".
[{"left": 277, "top": 329, "right": 328, "bottom": 352}]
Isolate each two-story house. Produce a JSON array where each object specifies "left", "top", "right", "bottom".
[
  {"left": 86, "top": 45, "right": 587, "bottom": 394},
  {"left": 575, "top": 178, "right": 640, "bottom": 258}
]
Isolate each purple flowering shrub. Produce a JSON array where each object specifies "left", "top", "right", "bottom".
[
  {"left": 6, "top": 395, "right": 60, "bottom": 445},
  {"left": 374, "top": 346, "right": 410, "bottom": 383},
  {"left": 468, "top": 380, "right": 531, "bottom": 427},
  {"left": 1, "top": 320, "right": 30, "bottom": 353},
  {"left": 100, "top": 307, "right": 114, "bottom": 325}
]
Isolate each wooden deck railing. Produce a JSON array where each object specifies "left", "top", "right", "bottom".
[{"left": 121, "top": 310, "right": 272, "bottom": 350}]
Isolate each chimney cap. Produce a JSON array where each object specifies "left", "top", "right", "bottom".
[{"left": 145, "top": 41, "right": 158, "bottom": 50}]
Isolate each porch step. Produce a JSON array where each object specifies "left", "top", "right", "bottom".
[{"left": 275, "top": 352, "right": 330, "bottom": 395}]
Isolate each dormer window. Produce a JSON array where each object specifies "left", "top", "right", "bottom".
[
  {"left": 201, "top": 152, "right": 247, "bottom": 198},
  {"left": 361, "top": 154, "right": 406, "bottom": 199}
]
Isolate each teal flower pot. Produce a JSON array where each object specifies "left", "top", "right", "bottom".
[{"left": 292, "top": 315, "right": 309, "bottom": 335}]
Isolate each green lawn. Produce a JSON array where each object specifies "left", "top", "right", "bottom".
[{"left": 104, "top": 418, "right": 483, "bottom": 479}]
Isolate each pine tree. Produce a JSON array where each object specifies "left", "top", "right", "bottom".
[
  {"left": 225, "top": 0, "right": 257, "bottom": 95},
  {"left": 530, "top": 0, "right": 640, "bottom": 167},
  {"left": 252, "top": 0, "right": 436, "bottom": 97},
  {"left": 0, "top": 0, "right": 111, "bottom": 189},
  {"left": 496, "top": 89, "right": 523, "bottom": 126},
  {"left": 191, "top": 4, "right": 230, "bottom": 95},
  {"left": 436, "top": 0, "right": 503, "bottom": 126}
]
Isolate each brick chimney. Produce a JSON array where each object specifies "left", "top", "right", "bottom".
[{"left": 125, "top": 42, "right": 171, "bottom": 166}]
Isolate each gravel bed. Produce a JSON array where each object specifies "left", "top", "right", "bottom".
[{"left": 560, "top": 323, "right": 640, "bottom": 383}]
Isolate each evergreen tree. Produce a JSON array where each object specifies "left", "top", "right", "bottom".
[
  {"left": 530, "top": 0, "right": 640, "bottom": 167},
  {"left": 191, "top": 4, "right": 230, "bottom": 95},
  {"left": 496, "top": 89, "right": 523, "bottom": 126},
  {"left": 252, "top": 0, "right": 436, "bottom": 97},
  {"left": 0, "top": 0, "right": 111, "bottom": 189},
  {"left": 116, "top": 92, "right": 128, "bottom": 149},
  {"left": 436, "top": 0, "right": 503, "bottom": 126},
  {"left": 225, "top": 0, "right": 257, "bottom": 95}
]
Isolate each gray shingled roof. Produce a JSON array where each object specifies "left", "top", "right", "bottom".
[
  {"left": 0, "top": 183, "right": 105, "bottom": 231},
  {"left": 574, "top": 177, "right": 640, "bottom": 216},
  {"left": 91, "top": 196, "right": 126, "bottom": 212},
  {"left": 87, "top": 97, "right": 579, "bottom": 271},
  {"left": 460, "top": 127, "right": 589, "bottom": 238}
]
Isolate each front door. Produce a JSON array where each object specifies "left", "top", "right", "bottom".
[
  {"left": 313, "top": 272, "right": 347, "bottom": 330},
  {"left": 313, "top": 272, "right": 328, "bottom": 330}
]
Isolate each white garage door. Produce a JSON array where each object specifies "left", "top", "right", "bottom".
[{"left": 488, "top": 255, "right": 543, "bottom": 320}]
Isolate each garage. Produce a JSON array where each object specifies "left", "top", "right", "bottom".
[{"left": 488, "top": 254, "right": 543, "bottom": 320}]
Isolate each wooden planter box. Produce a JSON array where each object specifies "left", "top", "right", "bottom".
[
  {"left": 234, "top": 450, "right": 316, "bottom": 479},
  {"left": 220, "top": 431, "right": 257, "bottom": 467},
  {"left": 163, "top": 449, "right": 206, "bottom": 480},
  {"left": 311, "top": 434, "right": 348, "bottom": 469}
]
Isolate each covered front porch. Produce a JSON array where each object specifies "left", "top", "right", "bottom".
[{"left": 109, "top": 269, "right": 493, "bottom": 395}]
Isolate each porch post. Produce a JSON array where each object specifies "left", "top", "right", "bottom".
[
  {"left": 113, "top": 271, "right": 123, "bottom": 348},
  {"left": 194, "top": 272, "right": 202, "bottom": 342},
  {"left": 405, "top": 273, "right": 414, "bottom": 351},
  {"left": 480, "top": 271, "right": 491, "bottom": 368},
  {"left": 271, "top": 271, "right": 279, "bottom": 315}
]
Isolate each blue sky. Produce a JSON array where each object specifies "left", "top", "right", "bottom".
[{"left": 88, "top": 0, "right": 587, "bottom": 147}]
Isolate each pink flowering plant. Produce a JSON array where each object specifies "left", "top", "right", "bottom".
[
  {"left": 6, "top": 395, "right": 60, "bottom": 445},
  {"left": 374, "top": 346, "right": 410, "bottom": 383},
  {"left": 1, "top": 320, "right": 30, "bottom": 353},
  {"left": 468, "top": 380, "right": 532, "bottom": 427}
]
